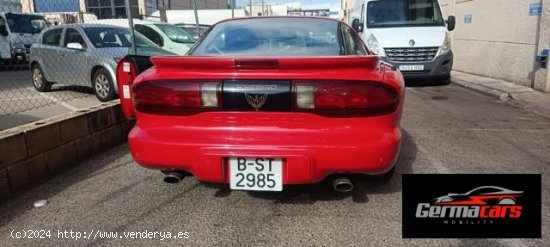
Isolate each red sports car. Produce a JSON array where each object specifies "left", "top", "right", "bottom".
[{"left": 116, "top": 17, "right": 405, "bottom": 192}]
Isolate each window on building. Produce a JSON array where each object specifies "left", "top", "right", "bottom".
[{"left": 86, "top": 0, "right": 139, "bottom": 19}]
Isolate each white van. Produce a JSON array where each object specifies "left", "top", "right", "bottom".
[
  {"left": 87, "top": 19, "right": 194, "bottom": 55},
  {"left": 0, "top": 12, "right": 48, "bottom": 62},
  {"left": 350, "top": 0, "right": 455, "bottom": 85}
]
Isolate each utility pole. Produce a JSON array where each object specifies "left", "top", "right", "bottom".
[
  {"left": 125, "top": 0, "right": 137, "bottom": 55},
  {"left": 261, "top": 1, "right": 264, "bottom": 16},
  {"left": 249, "top": 0, "right": 252, "bottom": 16},
  {"left": 192, "top": 0, "right": 200, "bottom": 36},
  {"left": 231, "top": 0, "right": 235, "bottom": 18}
]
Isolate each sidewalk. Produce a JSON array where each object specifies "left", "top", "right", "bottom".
[{"left": 451, "top": 71, "right": 550, "bottom": 119}]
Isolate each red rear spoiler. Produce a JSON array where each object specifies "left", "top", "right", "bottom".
[{"left": 150, "top": 56, "right": 380, "bottom": 70}]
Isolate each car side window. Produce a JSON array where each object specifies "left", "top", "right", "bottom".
[
  {"left": 63, "top": 28, "right": 86, "bottom": 48},
  {"left": 351, "top": 29, "right": 368, "bottom": 55},
  {"left": 135, "top": 24, "right": 163, "bottom": 47},
  {"left": 341, "top": 25, "right": 367, "bottom": 55},
  {"left": 43, "top": 28, "right": 63, "bottom": 46}
]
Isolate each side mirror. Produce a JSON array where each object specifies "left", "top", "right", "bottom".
[
  {"left": 352, "top": 19, "right": 363, "bottom": 33},
  {"left": 446, "top": 16, "right": 456, "bottom": 31},
  {"left": 67, "top": 42, "right": 84, "bottom": 50}
]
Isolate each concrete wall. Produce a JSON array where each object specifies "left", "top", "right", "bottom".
[
  {"left": 534, "top": 0, "right": 550, "bottom": 92},
  {"left": 0, "top": 102, "right": 134, "bottom": 199},
  {"left": 441, "top": 0, "right": 543, "bottom": 88}
]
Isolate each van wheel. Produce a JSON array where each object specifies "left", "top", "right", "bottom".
[
  {"left": 32, "top": 64, "right": 52, "bottom": 92},
  {"left": 92, "top": 68, "right": 116, "bottom": 102}
]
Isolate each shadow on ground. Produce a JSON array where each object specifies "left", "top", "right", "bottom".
[
  {"left": 51, "top": 85, "right": 94, "bottom": 94},
  {"left": 204, "top": 129, "right": 418, "bottom": 204}
]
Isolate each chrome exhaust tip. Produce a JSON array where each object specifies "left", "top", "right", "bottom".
[
  {"left": 333, "top": 177, "right": 354, "bottom": 193},
  {"left": 163, "top": 171, "right": 185, "bottom": 184}
]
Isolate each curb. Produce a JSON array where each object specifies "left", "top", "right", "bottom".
[{"left": 451, "top": 78, "right": 511, "bottom": 101}]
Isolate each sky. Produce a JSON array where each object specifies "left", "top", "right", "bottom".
[{"left": 236, "top": 0, "right": 340, "bottom": 7}]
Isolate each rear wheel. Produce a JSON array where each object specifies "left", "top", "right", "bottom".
[
  {"left": 93, "top": 68, "right": 116, "bottom": 102},
  {"left": 32, "top": 64, "right": 52, "bottom": 92}
]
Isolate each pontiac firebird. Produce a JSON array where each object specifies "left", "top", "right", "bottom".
[{"left": 116, "top": 17, "right": 405, "bottom": 192}]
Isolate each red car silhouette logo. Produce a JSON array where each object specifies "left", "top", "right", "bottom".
[{"left": 434, "top": 186, "right": 523, "bottom": 205}]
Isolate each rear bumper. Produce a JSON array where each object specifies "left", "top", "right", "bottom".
[{"left": 128, "top": 112, "right": 402, "bottom": 184}]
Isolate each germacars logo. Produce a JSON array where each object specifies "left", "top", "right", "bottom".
[{"left": 416, "top": 186, "right": 523, "bottom": 224}]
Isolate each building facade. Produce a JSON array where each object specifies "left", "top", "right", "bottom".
[
  {"left": 439, "top": 0, "right": 549, "bottom": 92},
  {"left": 19, "top": 0, "right": 229, "bottom": 19}
]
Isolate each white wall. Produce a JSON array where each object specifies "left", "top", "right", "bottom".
[{"left": 443, "top": 0, "right": 541, "bottom": 87}]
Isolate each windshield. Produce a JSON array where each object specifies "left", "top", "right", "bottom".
[
  {"left": 83, "top": 27, "right": 160, "bottom": 49},
  {"left": 5, "top": 13, "right": 48, "bottom": 34},
  {"left": 367, "top": 0, "right": 445, "bottom": 28},
  {"left": 154, "top": 24, "right": 196, "bottom": 44},
  {"left": 191, "top": 18, "right": 343, "bottom": 56}
]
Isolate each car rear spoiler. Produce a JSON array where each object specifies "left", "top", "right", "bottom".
[{"left": 150, "top": 56, "right": 380, "bottom": 71}]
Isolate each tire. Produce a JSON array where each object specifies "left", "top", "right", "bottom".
[
  {"left": 31, "top": 64, "right": 52, "bottom": 92},
  {"left": 92, "top": 68, "right": 116, "bottom": 102}
]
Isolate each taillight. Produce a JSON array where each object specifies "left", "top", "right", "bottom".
[
  {"left": 116, "top": 58, "right": 137, "bottom": 118},
  {"left": 293, "top": 81, "right": 399, "bottom": 117},
  {"left": 134, "top": 81, "right": 220, "bottom": 115}
]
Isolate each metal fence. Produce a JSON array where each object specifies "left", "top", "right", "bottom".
[{"left": 0, "top": 0, "right": 220, "bottom": 130}]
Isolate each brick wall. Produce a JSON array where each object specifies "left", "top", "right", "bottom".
[{"left": 0, "top": 102, "right": 134, "bottom": 199}]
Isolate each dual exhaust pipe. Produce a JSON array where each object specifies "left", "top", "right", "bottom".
[
  {"left": 163, "top": 171, "right": 354, "bottom": 193},
  {"left": 332, "top": 177, "right": 354, "bottom": 193},
  {"left": 163, "top": 170, "right": 186, "bottom": 184}
]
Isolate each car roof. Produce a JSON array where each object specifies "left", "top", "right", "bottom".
[
  {"left": 44, "top": 23, "right": 125, "bottom": 30},
  {"left": 212, "top": 16, "right": 343, "bottom": 26},
  {"left": 88, "top": 19, "right": 164, "bottom": 25},
  {"left": 176, "top": 23, "right": 210, "bottom": 27}
]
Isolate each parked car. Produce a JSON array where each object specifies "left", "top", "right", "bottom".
[
  {"left": 29, "top": 24, "right": 174, "bottom": 101},
  {"left": 175, "top": 23, "right": 210, "bottom": 40},
  {"left": 350, "top": 0, "right": 455, "bottom": 85},
  {"left": 0, "top": 12, "right": 48, "bottom": 63},
  {"left": 116, "top": 17, "right": 405, "bottom": 192},
  {"left": 88, "top": 19, "right": 195, "bottom": 55}
]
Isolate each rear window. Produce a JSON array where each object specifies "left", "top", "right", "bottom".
[{"left": 191, "top": 18, "right": 344, "bottom": 56}]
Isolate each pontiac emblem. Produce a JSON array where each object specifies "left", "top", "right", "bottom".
[
  {"left": 409, "top": 39, "right": 416, "bottom": 47},
  {"left": 245, "top": 93, "right": 268, "bottom": 111}
]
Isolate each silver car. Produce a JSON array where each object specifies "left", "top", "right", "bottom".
[{"left": 29, "top": 24, "right": 174, "bottom": 101}]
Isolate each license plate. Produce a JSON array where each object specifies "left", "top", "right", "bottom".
[
  {"left": 229, "top": 157, "right": 283, "bottom": 191},
  {"left": 399, "top": 65, "right": 425, "bottom": 71}
]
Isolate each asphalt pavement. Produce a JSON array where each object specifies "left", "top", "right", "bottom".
[
  {"left": 0, "top": 85, "right": 548, "bottom": 246},
  {"left": 0, "top": 68, "right": 98, "bottom": 130}
]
